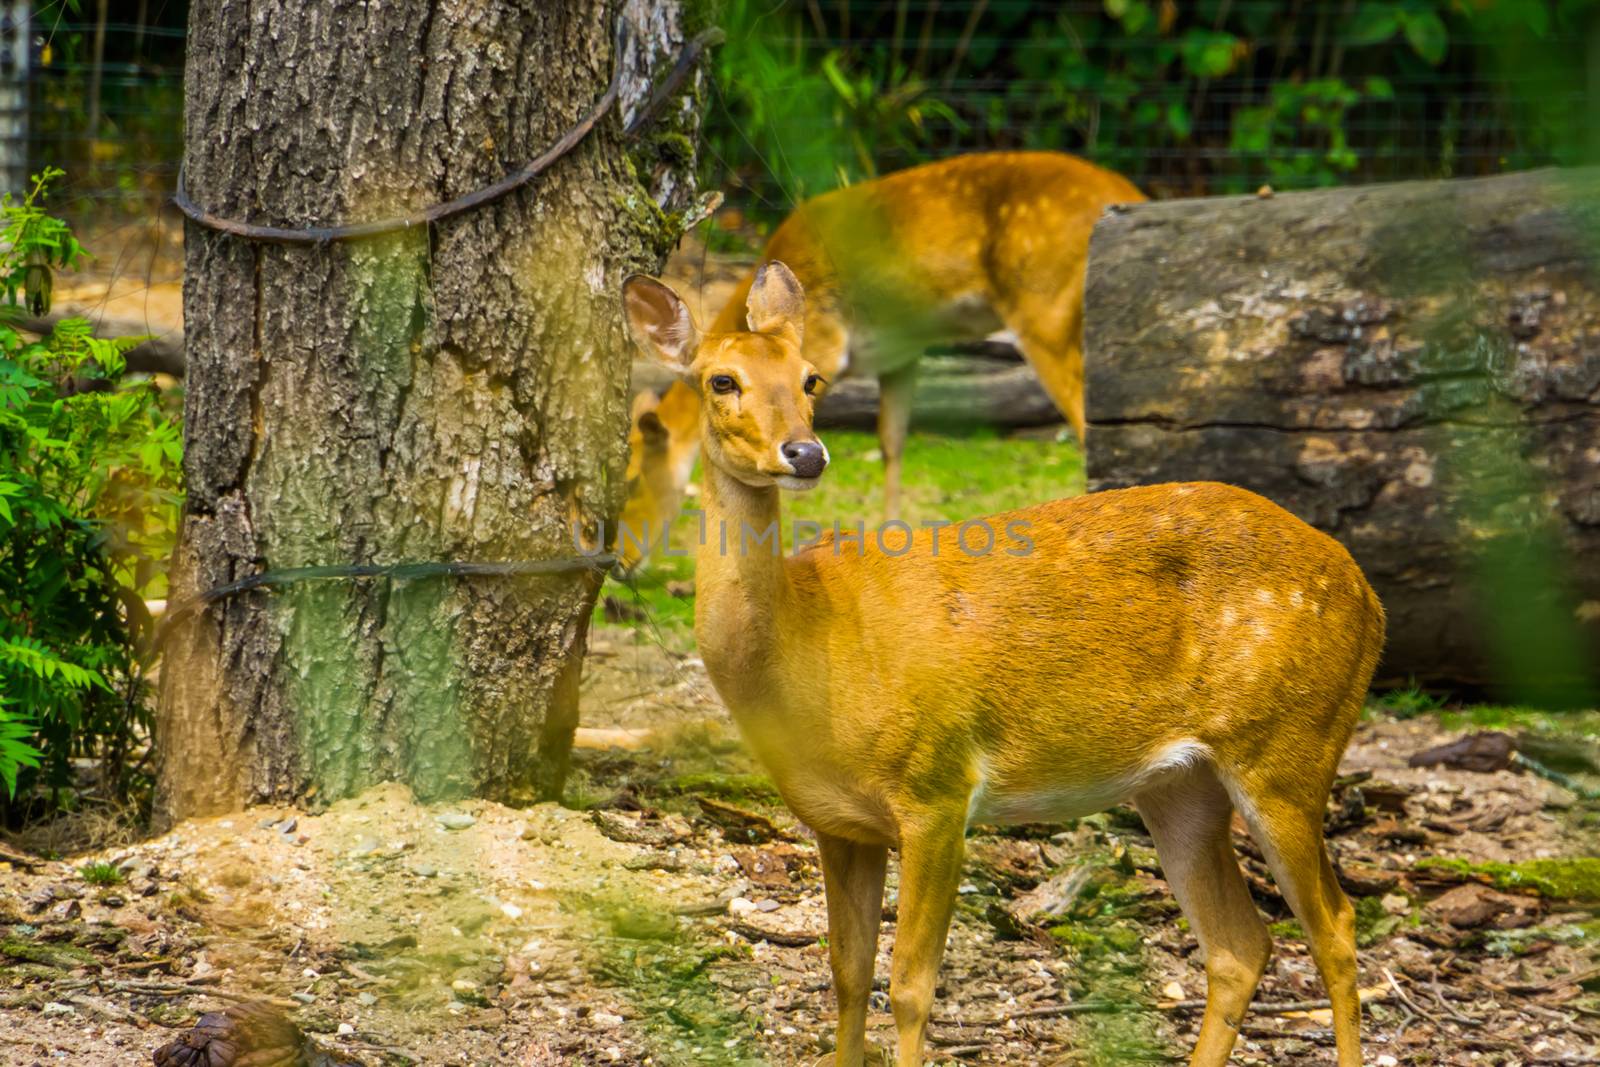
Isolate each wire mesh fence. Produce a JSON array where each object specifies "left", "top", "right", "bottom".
[
  {"left": 22, "top": 6, "right": 184, "bottom": 222},
  {"left": 700, "top": 0, "right": 1594, "bottom": 220},
  {"left": 18, "top": 2, "right": 1595, "bottom": 226}
]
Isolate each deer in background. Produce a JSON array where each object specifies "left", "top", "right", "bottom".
[
  {"left": 622, "top": 261, "right": 1385, "bottom": 1067},
  {"left": 616, "top": 151, "right": 1144, "bottom": 569}
]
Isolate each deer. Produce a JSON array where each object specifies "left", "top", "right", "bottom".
[
  {"left": 618, "top": 150, "right": 1145, "bottom": 567},
  {"left": 616, "top": 387, "right": 702, "bottom": 569},
  {"left": 621, "top": 260, "right": 1386, "bottom": 1067}
]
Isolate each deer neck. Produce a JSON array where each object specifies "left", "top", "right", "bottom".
[{"left": 693, "top": 456, "right": 791, "bottom": 714}]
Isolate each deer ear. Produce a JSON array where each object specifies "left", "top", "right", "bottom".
[
  {"left": 744, "top": 260, "right": 805, "bottom": 346},
  {"left": 623, "top": 276, "right": 699, "bottom": 370}
]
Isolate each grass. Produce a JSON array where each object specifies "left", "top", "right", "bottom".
[
  {"left": 78, "top": 860, "right": 125, "bottom": 886},
  {"left": 603, "top": 427, "right": 1084, "bottom": 634},
  {"left": 1438, "top": 705, "right": 1600, "bottom": 736},
  {"left": 1369, "top": 680, "right": 1447, "bottom": 719}
]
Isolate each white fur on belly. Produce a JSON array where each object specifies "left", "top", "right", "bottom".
[{"left": 965, "top": 740, "right": 1213, "bottom": 827}]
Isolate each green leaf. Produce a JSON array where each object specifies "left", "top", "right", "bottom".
[
  {"left": 1166, "top": 101, "right": 1193, "bottom": 140},
  {"left": 820, "top": 52, "right": 857, "bottom": 108},
  {"left": 1345, "top": 2, "right": 1402, "bottom": 45},
  {"left": 1181, "top": 30, "right": 1239, "bottom": 78},
  {"left": 1401, "top": 10, "right": 1448, "bottom": 64}
]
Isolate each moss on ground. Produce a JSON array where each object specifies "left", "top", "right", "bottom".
[
  {"left": 0, "top": 936, "right": 98, "bottom": 968},
  {"left": 664, "top": 771, "right": 780, "bottom": 803},
  {"left": 1044, "top": 858, "right": 1178, "bottom": 1064},
  {"left": 1416, "top": 856, "right": 1600, "bottom": 902}
]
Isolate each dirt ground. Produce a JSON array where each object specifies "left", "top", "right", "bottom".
[{"left": 3, "top": 621, "right": 1598, "bottom": 1066}]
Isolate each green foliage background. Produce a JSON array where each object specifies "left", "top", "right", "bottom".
[
  {"left": 0, "top": 171, "right": 182, "bottom": 814},
  {"left": 704, "top": 0, "right": 1596, "bottom": 220}
]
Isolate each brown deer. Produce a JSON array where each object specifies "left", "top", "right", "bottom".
[
  {"left": 617, "top": 151, "right": 1145, "bottom": 568},
  {"left": 622, "top": 261, "right": 1385, "bottom": 1067}
]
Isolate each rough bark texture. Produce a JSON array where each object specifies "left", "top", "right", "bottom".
[
  {"left": 1084, "top": 168, "right": 1600, "bottom": 699},
  {"left": 158, "top": 0, "right": 699, "bottom": 823}
]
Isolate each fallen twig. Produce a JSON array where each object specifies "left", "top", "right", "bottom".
[
  {"left": 1427, "top": 979, "right": 1485, "bottom": 1028},
  {"left": 1531, "top": 964, "right": 1600, "bottom": 992},
  {"left": 0, "top": 840, "right": 47, "bottom": 870},
  {"left": 673, "top": 895, "right": 735, "bottom": 917},
  {"left": 52, "top": 977, "right": 295, "bottom": 1007},
  {"left": 1003, "top": 986, "right": 1394, "bottom": 1023},
  {"left": 61, "top": 993, "right": 148, "bottom": 1027},
  {"left": 726, "top": 920, "right": 821, "bottom": 948},
  {"left": 1383, "top": 967, "right": 1438, "bottom": 1023}
]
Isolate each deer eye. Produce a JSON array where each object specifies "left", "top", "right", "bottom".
[
  {"left": 804, "top": 373, "right": 825, "bottom": 396},
  {"left": 709, "top": 374, "right": 739, "bottom": 395}
]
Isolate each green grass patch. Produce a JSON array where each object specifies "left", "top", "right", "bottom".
[
  {"left": 602, "top": 428, "right": 1083, "bottom": 636},
  {"left": 1368, "top": 681, "right": 1446, "bottom": 720},
  {"left": 1416, "top": 856, "right": 1600, "bottom": 902},
  {"left": 1437, "top": 705, "right": 1600, "bottom": 735},
  {"left": 78, "top": 861, "right": 125, "bottom": 886},
  {"left": 1353, "top": 895, "right": 1407, "bottom": 947},
  {"left": 1268, "top": 918, "right": 1304, "bottom": 939}
]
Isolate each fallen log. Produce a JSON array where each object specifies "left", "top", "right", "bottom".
[
  {"left": 632, "top": 344, "right": 1060, "bottom": 431},
  {"left": 1084, "top": 168, "right": 1600, "bottom": 699}
]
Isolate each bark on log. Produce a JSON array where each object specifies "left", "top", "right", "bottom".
[
  {"left": 812, "top": 356, "right": 1060, "bottom": 430},
  {"left": 629, "top": 342, "right": 1066, "bottom": 431},
  {"left": 157, "top": 0, "right": 700, "bottom": 822},
  {"left": 1084, "top": 168, "right": 1600, "bottom": 700}
]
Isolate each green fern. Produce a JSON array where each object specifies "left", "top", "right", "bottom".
[
  {"left": 0, "top": 169, "right": 181, "bottom": 812},
  {"left": 0, "top": 699, "right": 41, "bottom": 798}
]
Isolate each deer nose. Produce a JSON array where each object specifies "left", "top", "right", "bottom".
[{"left": 781, "top": 440, "right": 827, "bottom": 479}]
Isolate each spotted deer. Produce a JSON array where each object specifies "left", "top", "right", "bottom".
[
  {"left": 619, "top": 151, "right": 1145, "bottom": 566},
  {"left": 621, "top": 261, "right": 1385, "bottom": 1067}
]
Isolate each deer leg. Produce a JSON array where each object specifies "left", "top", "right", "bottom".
[
  {"left": 816, "top": 833, "right": 889, "bottom": 1067},
  {"left": 887, "top": 808, "right": 965, "bottom": 1066},
  {"left": 1235, "top": 791, "right": 1363, "bottom": 1067},
  {"left": 1137, "top": 766, "right": 1272, "bottom": 1067},
  {"left": 876, "top": 363, "right": 916, "bottom": 520}
]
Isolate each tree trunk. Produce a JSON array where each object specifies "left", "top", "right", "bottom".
[
  {"left": 1084, "top": 168, "right": 1600, "bottom": 702},
  {"left": 157, "top": 0, "right": 701, "bottom": 823}
]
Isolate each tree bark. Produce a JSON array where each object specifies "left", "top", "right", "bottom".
[
  {"left": 157, "top": 0, "right": 700, "bottom": 822},
  {"left": 1084, "top": 168, "right": 1600, "bottom": 701}
]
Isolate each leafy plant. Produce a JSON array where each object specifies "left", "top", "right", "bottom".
[
  {"left": 704, "top": 0, "right": 1575, "bottom": 220},
  {"left": 0, "top": 169, "right": 183, "bottom": 813}
]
